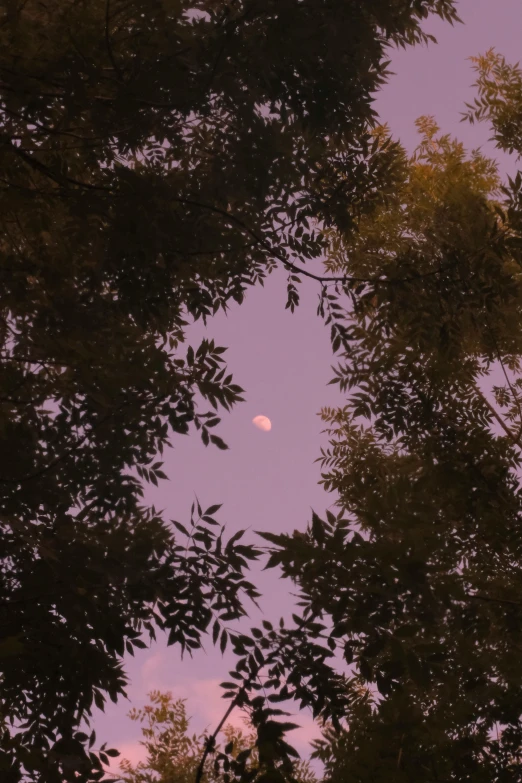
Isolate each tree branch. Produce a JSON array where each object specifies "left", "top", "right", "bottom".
[
  {"left": 466, "top": 593, "right": 522, "bottom": 608},
  {"left": 475, "top": 384, "right": 522, "bottom": 447},
  {"left": 171, "top": 196, "right": 456, "bottom": 287},
  {"left": 486, "top": 318, "right": 522, "bottom": 442},
  {"left": 195, "top": 691, "right": 242, "bottom": 783},
  {"left": 8, "top": 142, "right": 113, "bottom": 192}
]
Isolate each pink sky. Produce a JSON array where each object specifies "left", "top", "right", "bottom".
[{"left": 93, "top": 0, "right": 522, "bottom": 775}]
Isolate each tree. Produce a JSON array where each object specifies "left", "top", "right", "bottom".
[
  {"left": 259, "top": 115, "right": 522, "bottom": 781},
  {"left": 463, "top": 48, "right": 522, "bottom": 157},
  {"left": 0, "top": 0, "right": 462, "bottom": 779},
  {"left": 115, "top": 691, "right": 316, "bottom": 783}
]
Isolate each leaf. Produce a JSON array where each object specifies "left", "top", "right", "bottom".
[
  {"left": 226, "top": 530, "right": 246, "bottom": 550},
  {"left": 210, "top": 434, "right": 229, "bottom": 450},
  {"left": 172, "top": 520, "right": 190, "bottom": 536},
  {"left": 220, "top": 630, "right": 228, "bottom": 654},
  {"left": 257, "top": 531, "right": 284, "bottom": 545},
  {"left": 213, "top": 620, "right": 220, "bottom": 645},
  {"left": 311, "top": 511, "right": 325, "bottom": 545},
  {"left": 202, "top": 516, "right": 219, "bottom": 525}
]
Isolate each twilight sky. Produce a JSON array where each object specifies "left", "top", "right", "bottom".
[{"left": 96, "top": 0, "right": 522, "bottom": 772}]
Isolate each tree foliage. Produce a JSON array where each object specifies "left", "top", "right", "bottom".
[
  {"left": 464, "top": 48, "right": 522, "bottom": 157},
  {"left": 260, "top": 116, "right": 522, "bottom": 781},
  {"left": 116, "top": 691, "right": 316, "bottom": 783},
  {"left": 0, "top": 0, "right": 462, "bottom": 779},
  {"left": 0, "top": 499, "right": 260, "bottom": 782}
]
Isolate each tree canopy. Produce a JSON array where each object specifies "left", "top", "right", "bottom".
[
  {"left": 260, "top": 109, "right": 522, "bottom": 780},
  {"left": 0, "top": 1, "right": 462, "bottom": 780},
  {"left": 116, "top": 691, "right": 316, "bottom": 783}
]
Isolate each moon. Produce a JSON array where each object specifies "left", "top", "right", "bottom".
[{"left": 252, "top": 415, "right": 272, "bottom": 432}]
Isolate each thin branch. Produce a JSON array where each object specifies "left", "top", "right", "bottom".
[
  {"left": 466, "top": 593, "right": 522, "bottom": 608},
  {"left": 487, "top": 318, "right": 522, "bottom": 442},
  {"left": 0, "top": 394, "right": 47, "bottom": 406},
  {"left": 1, "top": 355, "right": 69, "bottom": 367},
  {"left": 169, "top": 241, "right": 257, "bottom": 257},
  {"left": 194, "top": 611, "right": 327, "bottom": 783},
  {"left": 2, "top": 103, "right": 102, "bottom": 141},
  {"left": 195, "top": 691, "right": 242, "bottom": 783},
  {"left": 475, "top": 384, "right": 522, "bottom": 447},
  {"left": 170, "top": 196, "right": 456, "bottom": 287},
  {"left": 0, "top": 64, "right": 64, "bottom": 91},
  {"left": 8, "top": 143, "right": 114, "bottom": 192},
  {"left": 0, "top": 177, "right": 68, "bottom": 198}
]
